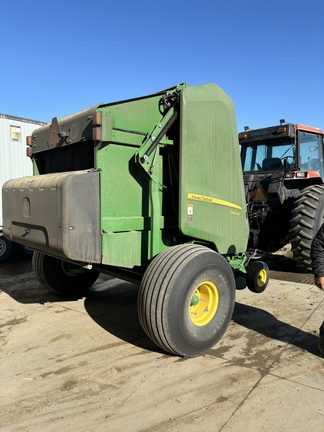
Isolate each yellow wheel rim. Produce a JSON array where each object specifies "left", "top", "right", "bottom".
[
  {"left": 257, "top": 269, "right": 267, "bottom": 287},
  {"left": 189, "top": 281, "right": 219, "bottom": 326}
]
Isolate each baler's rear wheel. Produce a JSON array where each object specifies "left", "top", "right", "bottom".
[
  {"left": 289, "top": 184, "right": 324, "bottom": 271},
  {"left": 138, "top": 244, "right": 236, "bottom": 357},
  {"left": 0, "top": 236, "right": 14, "bottom": 262},
  {"left": 17, "top": 243, "right": 34, "bottom": 258},
  {"left": 32, "top": 251, "right": 100, "bottom": 297},
  {"left": 247, "top": 260, "right": 269, "bottom": 293}
]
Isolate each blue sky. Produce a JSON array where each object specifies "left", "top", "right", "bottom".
[{"left": 0, "top": 0, "right": 323, "bottom": 132}]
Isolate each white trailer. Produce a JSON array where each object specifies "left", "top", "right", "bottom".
[{"left": 0, "top": 114, "right": 45, "bottom": 261}]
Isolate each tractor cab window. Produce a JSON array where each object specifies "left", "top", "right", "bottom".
[
  {"left": 298, "top": 131, "right": 323, "bottom": 177},
  {"left": 242, "top": 141, "right": 295, "bottom": 172}
]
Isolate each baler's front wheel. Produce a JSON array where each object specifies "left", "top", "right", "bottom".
[
  {"left": 138, "top": 244, "right": 236, "bottom": 357},
  {"left": 32, "top": 251, "right": 100, "bottom": 297},
  {"left": 247, "top": 260, "right": 269, "bottom": 293}
]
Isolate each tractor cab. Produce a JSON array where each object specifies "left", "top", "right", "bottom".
[{"left": 240, "top": 122, "right": 324, "bottom": 180}]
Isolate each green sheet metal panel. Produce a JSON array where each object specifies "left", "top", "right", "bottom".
[
  {"left": 97, "top": 140, "right": 165, "bottom": 267},
  {"left": 97, "top": 89, "right": 177, "bottom": 268},
  {"left": 98, "top": 143, "right": 146, "bottom": 266},
  {"left": 98, "top": 144, "right": 145, "bottom": 221},
  {"left": 99, "top": 93, "right": 166, "bottom": 136},
  {"left": 102, "top": 231, "right": 142, "bottom": 267},
  {"left": 179, "top": 83, "right": 249, "bottom": 254}
]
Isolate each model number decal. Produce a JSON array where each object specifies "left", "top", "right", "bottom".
[{"left": 230, "top": 210, "right": 240, "bottom": 216}]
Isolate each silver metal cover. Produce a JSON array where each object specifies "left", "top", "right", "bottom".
[{"left": 2, "top": 170, "right": 101, "bottom": 263}]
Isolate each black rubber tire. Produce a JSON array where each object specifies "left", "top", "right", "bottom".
[
  {"left": 138, "top": 244, "right": 236, "bottom": 357},
  {"left": 289, "top": 184, "right": 324, "bottom": 271},
  {"left": 17, "top": 244, "right": 34, "bottom": 257},
  {"left": 32, "top": 251, "right": 100, "bottom": 297},
  {"left": 247, "top": 261, "right": 269, "bottom": 293},
  {"left": 0, "top": 236, "right": 14, "bottom": 262}
]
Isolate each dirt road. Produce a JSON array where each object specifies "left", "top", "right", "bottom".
[{"left": 0, "top": 256, "right": 323, "bottom": 432}]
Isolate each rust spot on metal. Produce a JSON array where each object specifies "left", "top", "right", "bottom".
[{"left": 48, "top": 117, "right": 61, "bottom": 149}]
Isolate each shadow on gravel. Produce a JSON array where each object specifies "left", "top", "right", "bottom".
[
  {"left": 84, "top": 276, "right": 321, "bottom": 357},
  {"left": 0, "top": 258, "right": 80, "bottom": 304},
  {"left": 0, "top": 260, "right": 158, "bottom": 353},
  {"left": 232, "top": 302, "right": 322, "bottom": 357},
  {"left": 84, "top": 280, "right": 163, "bottom": 354},
  {"left": 267, "top": 253, "right": 315, "bottom": 285},
  {"left": 1, "top": 255, "right": 319, "bottom": 356}
]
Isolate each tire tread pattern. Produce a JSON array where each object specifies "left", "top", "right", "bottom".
[
  {"left": 289, "top": 184, "right": 324, "bottom": 270},
  {"left": 138, "top": 244, "right": 231, "bottom": 356}
]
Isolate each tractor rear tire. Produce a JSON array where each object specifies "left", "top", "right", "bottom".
[
  {"left": 138, "top": 244, "right": 236, "bottom": 357},
  {"left": 32, "top": 251, "right": 100, "bottom": 297},
  {"left": 289, "top": 184, "right": 324, "bottom": 271}
]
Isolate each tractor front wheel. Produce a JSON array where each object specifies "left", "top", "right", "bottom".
[
  {"left": 138, "top": 244, "right": 236, "bottom": 357},
  {"left": 32, "top": 251, "right": 100, "bottom": 297}
]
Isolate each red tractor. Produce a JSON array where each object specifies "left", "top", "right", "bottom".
[{"left": 240, "top": 121, "right": 324, "bottom": 271}]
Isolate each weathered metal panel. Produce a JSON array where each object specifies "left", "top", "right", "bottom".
[
  {"left": 0, "top": 114, "right": 45, "bottom": 229},
  {"left": 30, "top": 105, "right": 100, "bottom": 154},
  {"left": 3, "top": 170, "right": 101, "bottom": 263}
]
